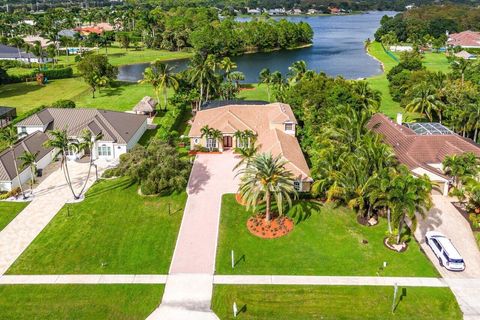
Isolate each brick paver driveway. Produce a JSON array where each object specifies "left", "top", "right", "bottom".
[{"left": 415, "top": 195, "right": 480, "bottom": 319}]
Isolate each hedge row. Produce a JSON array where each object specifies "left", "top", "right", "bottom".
[{"left": 4, "top": 67, "right": 73, "bottom": 84}]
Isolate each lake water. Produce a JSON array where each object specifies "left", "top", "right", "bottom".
[{"left": 118, "top": 11, "right": 396, "bottom": 83}]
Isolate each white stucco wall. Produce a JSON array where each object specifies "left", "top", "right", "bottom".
[{"left": 16, "top": 125, "right": 47, "bottom": 136}]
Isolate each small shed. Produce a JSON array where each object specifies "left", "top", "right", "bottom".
[
  {"left": 0, "top": 107, "right": 16, "bottom": 128},
  {"left": 133, "top": 96, "right": 157, "bottom": 117}
]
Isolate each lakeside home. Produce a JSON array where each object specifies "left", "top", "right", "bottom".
[{"left": 189, "top": 102, "right": 313, "bottom": 191}]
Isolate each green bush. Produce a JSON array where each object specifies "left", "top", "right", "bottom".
[
  {"left": 51, "top": 99, "right": 76, "bottom": 108},
  {"left": 40, "top": 67, "right": 73, "bottom": 80}
]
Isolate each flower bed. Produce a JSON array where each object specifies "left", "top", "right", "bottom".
[{"left": 247, "top": 214, "right": 294, "bottom": 239}]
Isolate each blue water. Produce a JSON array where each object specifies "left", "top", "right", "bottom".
[{"left": 118, "top": 11, "right": 396, "bottom": 83}]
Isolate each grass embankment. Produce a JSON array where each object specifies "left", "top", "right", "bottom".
[
  {"left": 367, "top": 41, "right": 450, "bottom": 118},
  {"left": 0, "top": 201, "right": 28, "bottom": 231},
  {"left": 7, "top": 177, "right": 186, "bottom": 274},
  {"left": 212, "top": 285, "right": 462, "bottom": 320},
  {"left": 216, "top": 195, "right": 437, "bottom": 277},
  {"left": 0, "top": 284, "right": 163, "bottom": 319}
]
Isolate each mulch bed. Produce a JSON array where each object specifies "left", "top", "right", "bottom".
[
  {"left": 247, "top": 214, "right": 294, "bottom": 239},
  {"left": 236, "top": 193, "right": 247, "bottom": 206},
  {"left": 451, "top": 202, "right": 480, "bottom": 232}
]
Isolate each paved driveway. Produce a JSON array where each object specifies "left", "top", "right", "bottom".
[
  {"left": 149, "top": 151, "right": 240, "bottom": 320},
  {"left": 0, "top": 160, "right": 107, "bottom": 275},
  {"left": 415, "top": 195, "right": 480, "bottom": 319}
]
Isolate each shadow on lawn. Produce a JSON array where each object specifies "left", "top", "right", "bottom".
[
  {"left": 86, "top": 178, "right": 136, "bottom": 199},
  {"left": 0, "top": 82, "right": 44, "bottom": 99},
  {"left": 96, "top": 81, "right": 138, "bottom": 98},
  {"left": 289, "top": 200, "right": 322, "bottom": 225}
]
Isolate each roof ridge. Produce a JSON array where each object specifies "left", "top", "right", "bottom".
[
  {"left": 228, "top": 109, "right": 255, "bottom": 131},
  {"left": 274, "top": 129, "right": 311, "bottom": 178}
]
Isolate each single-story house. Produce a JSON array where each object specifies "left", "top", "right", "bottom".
[
  {"left": 0, "top": 44, "right": 45, "bottom": 63},
  {"left": 58, "top": 29, "right": 77, "bottom": 38},
  {"left": 367, "top": 113, "right": 480, "bottom": 195},
  {"left": 74, "top": 26, "right": 104, "bottom": 35},
  {"left": 0, "top": 107, "right": 16, "bottom": 128},
  {"left": 15, "top": 108, "right": 148, "bottom": 161},
  {"left": 0, "top": 131, "right": 54, "bottom": 192},
  {"left": 133, "top": 96, "right": 157, "bottom": 116},
  {"left": 447, "top": 31, "right": 480, "bottom": 49},
  {"left": 189, "top": 102, "right": 313, "bottom": 192},
  {"left": 454, "top": 50, "right": 477, "bottom": 60},
  {"left": 22, "top": 35, "right": 52, "bottom": 48}
]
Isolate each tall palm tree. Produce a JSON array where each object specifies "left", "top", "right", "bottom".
[
  {"left": 43, "top": 129, "right": 79, "bottom": 199},
  {"left": 19, "top": 151, "right": 38, "bottom": 193},
  {"left": 220, "top": 57, "right": 237, "bottom": 80},
  {"left": 77, "top": 129, "right": 103, "bottom": 197},
  {"left": 238, "top": 153, "right": 297, "bottom": 222},
  {"left": 353, "top": 81, "right": 381, "bottom": 112},
  {"left": 188, "top": 55, "right": 217, "bottom": 110},
  {"left": 0, "top": 127, "right": 24, "bottom": 198},
  {"left": 288, "top": 60, "right": 308, "bottom": 84},
  {"left": 259, "top": 68, "right": 273, "bottom": 102},
  {"left": 467, "top": 102, "right": 480, "bottom": 142},
  {"left": 443, "top": 152, "right": 479, "bottom": 189},
  {"left": 405, "top": 82, "right": 444, "bottom": 122},
  {"left": 140, "top": 61, "right": 178, "bottom": 111}
]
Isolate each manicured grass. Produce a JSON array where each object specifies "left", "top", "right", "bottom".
[
  {"left": 0, "top": 78, "right": 89, "bottom": 114},
  {"left": 216, "top": 195, "right": 438, "bottom": 277},
  {"left": 238, "top": 84, "right": 270, "bottom": 102},
  {"left": 0, "top": 201, "right": 28, "bottom": 231},
  {"left": 366, "top": 41, "right": 451, "bottom": 118},
  {"left": 58, "top": 45, "right": 192, "bottom": 67},
  {"left": 7, "top": 177, "right": 186, "bottom": 274},
  {"left": 212, "top": 285, "right": 462, "bottom": 320},
  {"left": 0, "top": 284, "right": 163, "bottom": 319}
]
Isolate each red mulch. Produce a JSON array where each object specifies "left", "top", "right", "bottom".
[
  {"left": 236, "top": 193, "right": 247, "bottom": 206},
  {"left": 247, "top": 214, "right": 294, "bottom": 239}
]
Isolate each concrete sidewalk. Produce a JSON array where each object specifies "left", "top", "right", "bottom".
[{"left": 0, "top": 161, "right": 106, "bottom": 275}]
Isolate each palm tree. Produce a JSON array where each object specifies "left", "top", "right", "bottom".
[
  {"left": 353, "top": 81, "right": 381, "bottom": 112},
  {"left": 0, "top": 127, "right": 24, "bottom": 198},
  {"left": 238, "top": 153, "right": 297, "bottom": 222},
  {"left": 220, "top": 57, "right": 237, "bottom": 80},
  {"left": 288, "top": 60, "right": 308, "bottom": 84},
  {"left": 210, "top": 129, "right": 223, "bottom": 150},
  {"left": 259, "top": 68, "right": 273, "bottom": 102},
  {"left": 43, "top": 129, "right": 79, "bottom": 199},
  {"left": 405, "top": 82, "right": 444, "bottom": 122},
  {"left": 467, "top": 102, "right": 480, "bottom": 142},
  {"left": 77, "top": 129, "right": 103, "bottom": 197},
  {"left": 443, "top": 153, "right": 479, "bottom": 189},
  {"left": 140, "top": 61, "right": 178, "bottom": 110},
  {"left": 188, "top": 55, "right": 217, "bottom": 110},
  {"left": 19, "top": 151, "right": 38, "bottom": 193}
]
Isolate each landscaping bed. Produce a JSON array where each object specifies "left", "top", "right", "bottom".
[
  {"left": 0, "top": 284, "right": 163, "bottom": 319},
  {"left": 7, "top": 177, "right": 186, "bottom": 274},
  {"left": 216, "top": 194, "right": 438, "bottom": 277},
  {"left": 212, "top": 285, "right": 462, "bottom": 320}
]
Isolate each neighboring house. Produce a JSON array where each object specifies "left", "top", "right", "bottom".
[
  {"left": 0, "top": 44, "right": 45, "bottom": 63},
  {"left": 367, "top": 113, "right": 480, "bottom": 195},
  {"left": 133, "top": 96, "right": 157, "bottom": 117},
  {"left": 0, "top": 107, "right": 16, "bottom": 128},
  {"left": 454, "top": 50, "right": 477, "bottom": 60},
  {"left": 15, "top": 108, "right": 148, "bottom": 161},
  {"left": 74, "top": 26, "right": 104, "bottom": 35},
  {"left": 0, "top": 131, "right": 54, "bottom": 192},
  {"left": 58, "top": 29, "right": 77, "bottom": 38},
  {"left": 447, "top": 31, "right": 480, "bottom": 49},
  {"left": 188, "top": 102, "right": 313, "bottom": 191}
]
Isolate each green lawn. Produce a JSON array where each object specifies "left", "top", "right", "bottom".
[
  {"left": 0, "top": 201, "right": 28, "bottom": 231},
  {"left": 58, "top": 45, "right": 192, "bottom": 67},
  {"left": 216, "top": 195, "right": 437, "bottom": 277},
  {"left": 238, "top": 84, "right": 270, "bottom": 101},
  {"left": 212, "top": 285, "right": 462, "bottom": 320},
  {"left": 366, "top": 41, "right": 451, "bottom": 118},
  {"left": 0, "top": 284, "right": 163, "bottom": 320},
  {"left": 7, "top": 177, "right": 186, "bottom": 274},
  {"left": 0, "top": 78, "right": 89, "bottom": 114}
]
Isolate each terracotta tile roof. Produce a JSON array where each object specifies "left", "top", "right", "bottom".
[
  {"left": 367, "top": 113, "right": 480, "bottom": 178},
  {"left": 447, "top": 31, "right": 480, "bottom": 48},
  {"left": 189, "top": 103, "right": 311, "bottom": 181},
  {"left": 0, "top": 131, "right": 53, "bottom": 181},
  {"left": 16, "top": 108, "right": 147, "bottom": 144}
]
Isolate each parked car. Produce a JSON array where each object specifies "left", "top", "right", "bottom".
[{"left": 425, "top": 231, "right": 465, "bottom": 271}]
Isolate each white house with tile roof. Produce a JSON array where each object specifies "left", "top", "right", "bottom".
[{"left": 15, "top": 108, "right": 148, "bottom": 161}]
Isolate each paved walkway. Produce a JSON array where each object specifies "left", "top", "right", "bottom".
[
  {"left": 415, "top": 195, "right": 480, "bottom": 319},
  {"left": 148, "top": 152, "right": 240, "bottom": 320},
  {"left": 0, "top": 160, "right": 108, "bottom": 275}
]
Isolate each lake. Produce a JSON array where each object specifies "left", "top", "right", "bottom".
[{"left": 117, "top": 11, "right": 397, "bottom": 83}]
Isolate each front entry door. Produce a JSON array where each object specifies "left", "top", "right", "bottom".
[{"left": 223, "top": 136, "right": 232, "bottom": 148}]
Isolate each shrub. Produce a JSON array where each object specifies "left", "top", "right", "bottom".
[
  {"left": 40, "top": 67, "right": 73, "bottom": 80},
  {"left": 469, "top": 213, "right": 480, "bottom": 229},
  {"left": 51, "top": 99, "right": 76, "bottom": 108},
  {"left": 6, "top": 187, "right": 22, "bottom": 198}
]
